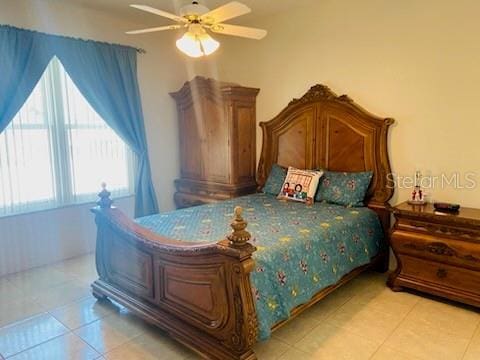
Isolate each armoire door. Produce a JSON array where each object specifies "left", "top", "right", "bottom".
[
  {"left": 231, "top": 102, "right": 256, "bottom": 185},
  {"left": 201, "top": 96, "right": 230, "bottom": 183},
  {"left": 179, "top": 105, "right": 203, "bottom": 180}
]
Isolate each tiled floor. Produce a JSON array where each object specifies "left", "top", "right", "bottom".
[{"left": 1, "top": 254, "right": 480, "bottom": 359}]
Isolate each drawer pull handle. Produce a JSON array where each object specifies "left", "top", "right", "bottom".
[
  {"left": 436, "top": 268, "right": 448, "bottom": 278},
  {"left": 410, "top": 222, "right": 425, "bottom": 228}
]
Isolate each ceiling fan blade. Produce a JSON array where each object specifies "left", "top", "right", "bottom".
[
  {"left": 130, "top": 4, "right": 188, "bottom": 23},
  {"left": 200, "top": 1, "right": 251, "bottom": 24},
  {"left": 210, "top": 24, "right": 267, "bottom": 40},
  {"left": 126, "top": 25, "right": 182, "bottom": 35}
]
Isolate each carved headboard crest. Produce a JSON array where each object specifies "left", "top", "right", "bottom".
[
  {"left": 258, "top": 84, "right": 395, "bottom": 206},
  {"left": 289, "top": 84, "right": 353, "bottom": 106}
]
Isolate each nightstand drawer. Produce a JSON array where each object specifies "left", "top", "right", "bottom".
[
  {"left": 391, "top": 230, "right": 480, "bottom": 270},
  {"left": 396, "top": 218, "right": 480, "bottom": 242},
  {"left": 401, "top": 255, "right": 480, "bottom": 293},
  {"left": 389, "top": 202, "right": 480, "bottom": 308}
]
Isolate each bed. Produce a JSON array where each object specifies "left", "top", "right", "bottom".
[{"left": 91, "top": 84, "right": 395, "bottom": 359}]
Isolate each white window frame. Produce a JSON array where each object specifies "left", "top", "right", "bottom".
[{"left": 0, "top": 57, "right": 134, "bottom": 217}]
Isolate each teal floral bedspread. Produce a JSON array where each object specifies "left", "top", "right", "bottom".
[{"left": 136, "top": 193, "right": 383, "bottom": 340}]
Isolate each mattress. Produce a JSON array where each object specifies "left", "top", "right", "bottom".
[{"left": 136, "top": 193, "right": 383, "bottom": 339}]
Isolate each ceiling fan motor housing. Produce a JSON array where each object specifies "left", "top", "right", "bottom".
[{"left": 180, "top": 1, "right": 210, "bottom": 18}]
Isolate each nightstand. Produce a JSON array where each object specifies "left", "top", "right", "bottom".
[{"left": 388, "top": 202, "right": 480, "bottom": 307}]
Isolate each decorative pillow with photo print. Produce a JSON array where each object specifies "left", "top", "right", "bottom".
[{"left": 277, "top": 167, "right": 323, "bottom": 204}]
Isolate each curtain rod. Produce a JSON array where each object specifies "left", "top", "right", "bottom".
[{"left": 1, "top": 24, "right": 147, "bottom": 54}]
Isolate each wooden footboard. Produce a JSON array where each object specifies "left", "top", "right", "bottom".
[
  {"left": 91, "top": 187, "right": 258, "bottom": 360},
  {"left": 91, "top": 186, "right": 390, "bottom": 359}
]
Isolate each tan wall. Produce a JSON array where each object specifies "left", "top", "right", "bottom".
[
  {"left": 217, "top": 0, "right": 480, "bottom": 207},
  {"left": 2, "top": 0, "right": 480, "bottom": 273}
]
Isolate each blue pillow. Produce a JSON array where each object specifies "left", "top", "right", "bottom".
[
  {"left": 262, "top": 164, "right": 287, "bottom": 195},
  {"left": 315, "top": 171, "right": 373, "bottom": 207}
]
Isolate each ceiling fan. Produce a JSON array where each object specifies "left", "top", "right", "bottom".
[{"left": 126, "top": 1, "right": 267, "bottom": 58}]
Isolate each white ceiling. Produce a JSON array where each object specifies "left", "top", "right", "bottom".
[{"left": 54, "top": 0, "right": 308, "bottom": 26}]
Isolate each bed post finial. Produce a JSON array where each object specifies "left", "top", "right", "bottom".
[
  {"left": 97, "top": 182, "right": 113, "bottom": 209},
  {"left": 227, "top": 206, "right": 251, "bottom": 248}
]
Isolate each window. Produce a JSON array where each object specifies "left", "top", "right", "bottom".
[{"left": 0, "top": 57, "right": 133, "bottom": 216}]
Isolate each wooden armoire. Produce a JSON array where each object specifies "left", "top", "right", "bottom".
[{"left": 170, "top": 77, "right": 260, "bottom": 208}]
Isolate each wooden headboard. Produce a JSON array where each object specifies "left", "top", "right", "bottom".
[{"left": 257, "top": 84, "right": 395, "bottom": 238}]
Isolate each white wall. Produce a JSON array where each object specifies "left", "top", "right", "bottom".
[
  {"left": 216, "top": 0, "right": 480, "bottom": 208},
  {"left": 0, "top": 0, "right": 223, "bottom": 275}
]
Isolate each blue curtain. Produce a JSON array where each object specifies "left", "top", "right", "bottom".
[
  {"left": 0, "top": 25, "right": 158, "bottom": 216},
  {"left": 0, "top": 27, "right": 54, "bottom": 132}
]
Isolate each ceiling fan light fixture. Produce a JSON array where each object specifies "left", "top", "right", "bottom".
[
  {"left": 198, "top": 33, "right": 220, "bottom": 55},
  {"left": 176, "top": 25, "right": 220, "bottom": 58},
  {"left": 176, "top": 32, "right": 203, "bottom": 58}
]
